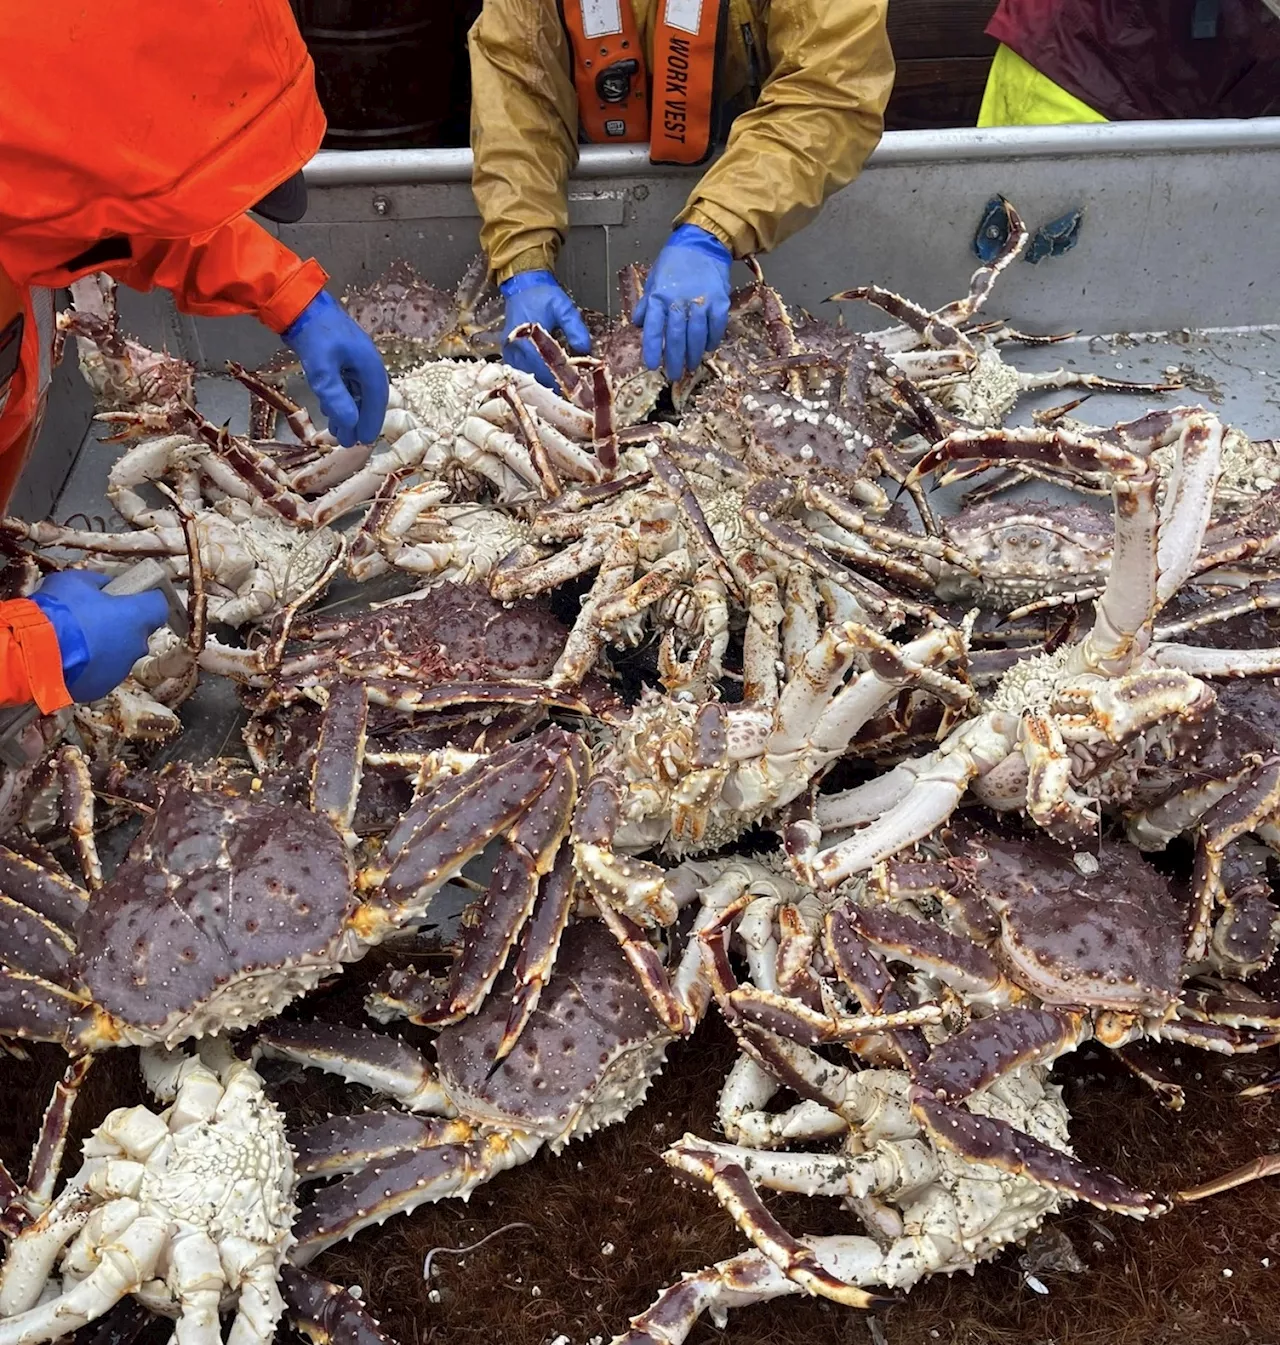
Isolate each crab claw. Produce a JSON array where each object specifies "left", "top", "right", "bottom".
[
  {"left": 282, "top": 1266, "right": 399, "bottom": 1345},
  {"left": 356, "top": 731, "right": 572, "bottom": 937},
  {"left": 909, "top": 1088, "right": 1167, "bottom": 1218},
  {"left": 665, "top": 1140, "right": 893, "bottom": 1309},
  {"left": 572, "top": 773, "right": 679, "bottom": 927}
]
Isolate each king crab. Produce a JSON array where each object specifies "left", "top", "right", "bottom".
[
  {"left": 606, "top": 862, "right": 1170, "bottom": 1342},
  {"left": 0, "top": 1042, "right": 408, "bottom": 1345},
  {"left": 828, "top": 198, "right": 1179, "bottom": 428},
  {"left": 787, "top": 406, "right": 1280, "bottom": 886},
  {"left": 57, "top": 275, "right": 194, "bottom": 416}
]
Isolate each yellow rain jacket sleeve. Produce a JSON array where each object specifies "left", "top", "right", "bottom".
[{"left": 469, "top": 0, "right": 895, "bottom": 282}]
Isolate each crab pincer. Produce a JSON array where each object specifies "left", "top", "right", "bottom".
[{"left": 430, "top": 736, "right": 584, "bottom": 1025}]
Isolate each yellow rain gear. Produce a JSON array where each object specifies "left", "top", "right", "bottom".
[
  {"left": 977, "top": 44, "right": 1108, "bottom": 127},
  {"left": 468, "top": 0, "right": 895, "bottom": 281}
]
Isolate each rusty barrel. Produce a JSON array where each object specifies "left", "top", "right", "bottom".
[{"left": 290, "top": 1, "right": 461, "bottom": 149}]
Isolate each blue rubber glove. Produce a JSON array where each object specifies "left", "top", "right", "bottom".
[
  {"left": 499, "top": 270, "right": 592, "bottom": 387},
  {"left": 282, "top": 290, "right": 390, "bottom": 447},
  {"left": 634, "top": 224, "right": 733, "bottom": 382},
  {"left": 31, "top": 572, "right": 169, "bottom": 704}
]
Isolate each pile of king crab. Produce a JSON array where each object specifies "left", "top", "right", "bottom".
[{"left": 2, "top": 199, "right": 1280, "bottom": 1345}]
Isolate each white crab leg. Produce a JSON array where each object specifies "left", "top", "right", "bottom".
[
  {"left": 222, "top": 1238, "right": 286, "bottom": 1345},
  {"left": 550, "top": 531, "right": 641, "bottom": 686},
  {"left": 779, "top": 567, "right": 819, "bottom": 685},
  {"left": 798, "top": 735, "right": 993, "bottom": 886},
  {"left": 800, "top": 626, "right": 969, "bottom": 759},
  {"left": 168, "top": 1229, "right": 226, "bottom": 1345},
  {"left": 1078, "top": 472, "right": 1160, "bottom": 672},
  {"left": 673, "top": 1136, "right": 938, "bottom": 1200},
  {"left": 290, "top": 442, "right": 376, "bottom": 494},
  {"left": 812, "top": 759, "right": 923, "bottom": 830},
  {"left": 1153, "top": 411, "right": 1223, "bottom": 603},
  {"left": 0, "top": 1195, "right": 98, "bottom": 1316},
  {"left": 610, "top": 1248, "right": 807, "bottom": 1345},
  {"left": 490, "top": 534, "right": 608, "bottom": 602},
  {"left": 1151, "top": 643, "right": 1280, "bottom": 677},
  {"left": 718, "top": 1054, "right": 844, "bottom": 1149},
  {"left": 54, "top": 1199, "right": 138, "bottom": 1291},
  {"left": 0, "top": 1215, "right": 168, "bottom": 1345}
]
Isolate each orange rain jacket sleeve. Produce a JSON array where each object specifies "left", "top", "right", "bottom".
[
  {"left": 0, "top": 0, "right": 330, "bottom": 711},
  {"left": 468, "top": 0, "right": 895, "bottom": 280},
  {"left": 0, "top": 0, "right": 330, "bottom": 333}
]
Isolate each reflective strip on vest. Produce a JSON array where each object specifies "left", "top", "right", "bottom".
[{"left": 31, "top": 288, "right": 53, "bottom": 400}]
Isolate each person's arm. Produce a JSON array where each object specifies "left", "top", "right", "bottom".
[
  {"left": 109, "top": 213, "right": 327, "bottom": 332},
  {"left": 0, "top": 601, "right": 71, "bottom": 712},
  {"left": 678, "top": 0, "right": 894, "bottom": 256},
  {"left": 468, "top": 0, "right": 580, "bottom": 281},
  {"left": 110, "top": 215, "right": 387, "bottom": 446}
]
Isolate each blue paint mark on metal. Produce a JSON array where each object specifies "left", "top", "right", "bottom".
[
  {"left": 1026, "top": 207, "right": 1084, "bottom": 264},
  {"left": 973, "top": 196, "right": 1013, "bottom": 261}
]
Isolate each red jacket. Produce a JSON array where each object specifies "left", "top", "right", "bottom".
[
  {"left": 988, "top": 0, "right": 1280, "bottom": 120},
  {"left": 0, "top": 0, "right": 330, "bottom": 711}
]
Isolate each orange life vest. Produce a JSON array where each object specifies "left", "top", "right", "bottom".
[{"left": 561, "top": 0, "right": 729, "bottom": 165}]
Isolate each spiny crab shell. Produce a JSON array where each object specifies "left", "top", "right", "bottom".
[
  {"left": 74, "top": 787, "right": 357, "bottom": 1050},
  {"left": 432, "top": 919, "right": 675, "bottom": 1149},
  {"left": 343, "top": 256, "right": 502, "bottom": 370},
  {"left": 282, "top": 583, "right": 575, "bottom": 688},
  {"left": 950, "top": 825, "right": 1186, "bottom": 1012},
  {"left": 930, "top": 498, "right": 1114, "bottom": 608}
]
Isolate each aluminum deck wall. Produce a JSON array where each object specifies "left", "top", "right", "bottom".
[{"left": 40, "top": 118, "right": 1280, "bottom": 519}]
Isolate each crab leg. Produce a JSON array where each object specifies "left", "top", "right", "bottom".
[
  {"left": 675, "top": 1134, "right": 939, "bottom": 1202},
  {"left": 290, "top": 1113, "right": 475, "bottom": 1179},
  {"left": 789, "top": 724, "right": 991, "bottom": 886},
  {"left": 289, "top": 1129, "right": 538, "bottom": 1265},
  {"left": 496, "top": 385, "right": 563, "bottom": 497},
  {"left": 432, "top": 742, "right": 581, "bottom": 1024},
  {"left": 910, "top": 1089, "right": 1164, "bottom": 1216},
  {"left": 357, "top": 732, "right": 573, "bottom": 933},
  {"left": 0, "top": 890, "right": 77, "bottom": 986},
  {"left": 495, "top": 849, "right": 578, "bottom": 1060},
  {"left": 0, "top": 970, "right": 87, "bottom": 1046},
  {"left": 699, "top": 901, "right": 943, "bottom": 1046},
  {"left": 1177, "top": 1154, "right": 1280, "bottom": 1202},
  {"left": 1154, "top": 580, "right": 1280, "bottom": 639},
  {"left": 572, "top": 771, "right": 679, "bottom": 926},
  {"left": 309, "top": 680, "right": 368, "bottom": 848},
  {"left": 610, "top": 1243, "right": 888, "bottom": 1345},
  {"left": 489, "top": 533, "right": 608, "bottom": 602},
  {"left": 550, "top": 532, "right": 644, "bottom": 687},
  {"left": 804, "top": 483, "right": 979, "bottom": 574},
  {"left": 903, "top": 1011, "right": 1166, "bottom": 1216},
  {"left": 227, "top": 363, "right": 331, "bottom": 447},
  {"left": 0, "top": 519, "right": 182, "bottom": 560},
  {"left": 256, "top": 1022, "right": 455, "bottom": 1114},
  {"left": 717, "top": 1053, "right": 845, "bottom": 1149},
  {"left": 1151, "top": 642, "right": 1280, "bottom": 678},
  {"left": 822, "top": 908, "right": 931, "bottom": 1071},
  {"left": 666, "top": 1144, "right": 881, "bottom": 1308},
  {"left": 828, "top": 286, "right": 976, "bottom": 358},
  {"left": 0, "top": 1215, "right": 170, "bottom": 1345},
  {"left": 743, "top": 479, "right": 907, "bottom": 619},
  {"left": 648, "top": 450, "right": 743, "bottom": 602},
  {"left": 281, "top": 1266, "right": 399, "bottom": 1345},
  {"left": 4, "top": 1057, "right": 94, "bottom": 1234},
  {"left": 1183, "top": 761, "right": 1280, "bottom": 962}
]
